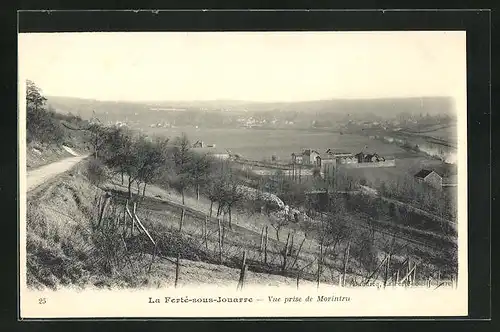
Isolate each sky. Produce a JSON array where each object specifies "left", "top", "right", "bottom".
[{"left": 18, "top": 31, "right": 466, "bottom": 103}]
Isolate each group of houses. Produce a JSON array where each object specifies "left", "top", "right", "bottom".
[{"left": 290, "top": 148, "right": 390, "bottom": 168}]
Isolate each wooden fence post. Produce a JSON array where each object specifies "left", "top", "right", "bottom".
[
  {"left": 264, "top": 226, "right": 268, "bottom": 264},
  {"left": 221, "top": 222, "right": 226, "bottom": 249},
  {"left": 289, "top": 233, "right": 295, "bottom": 256},
  {"left": 399, "top": 263, "right": 417, "bottom": 286},
  {"left": 179, "top": 208, "right": 185, "bottom": 232},
  {"left": 175, "top": 253, "right": 180, "bottom": 288},
  {"left": 406, "top": 258, "right": 411, "bottom": 287},
  {"left": 98, "top": 195, "right": 110, "bottom": 229},
  {"left": 148, "top": 245, "right": 157, "bottom": 273},
  {"left": 204, "top": 216, "right": 208, "bottom": 250},
  {"left": 317, "top": 243, "right": 323, "bottom": 289},
  {"left": 384, "top": 253, "right": 391, "bottom": 288},
  {"left": 217, "top": 217, "right": 223, "bottom": 264},
  {"left": 259, "top": 226, "right": 265, "bottom": 252},
  {"left": 282, "top": 232, "right": 291, "bottom": 273},
  {"left": 125, "top": 200, "right": 135, "bottom": 236},
  {"left": 122, "top": 206, "right": 127, "bottom": 233},
  {"left": 413, "top": 263, "right": 417, "bottom": 286},
  {"left": 342, "top": 241, "right": 351, "bottom": 287},
  {"left": 363, "top": 255, "right": 389, "bottom": 286},
  {"left": 237, "top": 251, "right": 247, "bottom": 291}
]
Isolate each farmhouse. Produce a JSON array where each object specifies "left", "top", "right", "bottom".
[
  {"left": 192, "top": 140, "right": 204, "bottom": 148},
  {"left": 325, "top": 149, "right": 352, "bottom": 158},
  {"left": 291, "top": 153, "right": 303, "bottom": 164},
  {"left": 302, "top": 149, "right": 321, "bottom": 165},
  {"left": 355, "top": 152, "right": 385, "bottom": 163},
  {"left": 325, "top": 149, "right": 356, "bottom": 164},
  {"left": 292, "top": 149, "right": 321, "bottom": 166},
  {"left": 414, "top": 169, "right": 443, "bottom": 188}
]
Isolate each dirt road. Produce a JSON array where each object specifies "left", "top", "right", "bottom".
[{"left": 26, "top": 155, "right": 89, "bottom": 192}]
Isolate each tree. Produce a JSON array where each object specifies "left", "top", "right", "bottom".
[
  {"left": 103, "top": 127, "right": 133, "bottom": 184},
  {"left": 187, "top": 152, "right": 212, "bottom": 201},
  {"left": 205, "top": 169, "right": 227, "bottom": 218},
  {"left": 221, "top": 172, "right": 244, "bottom": 230},
  {"left": 171, "top": 133, "right": 192, "bottom": 205},
  {"left": 136, "top": 136, "right": 169, "bottom": 198},
  {"left": 26, "top": 80, "right": 47, "bottom": 112},
  {"left": 26, "top": 80, "right": 65, "bottom": 144},
  {"left": 353, "top": 230, "right": 378, "bottom": 275},
  {"left": 111, "top": 134, "right": 167, "bottom": 200},
  {"left": 270, "top": 213, "right": 288, "bottom": 243}
]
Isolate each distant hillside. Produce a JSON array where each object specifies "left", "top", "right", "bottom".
[
  {"left": 46, "top": 96, "right": 151, "bottom": 120},
  {"left": 47, "top": 95, "right": 455, "bottom": 122}
]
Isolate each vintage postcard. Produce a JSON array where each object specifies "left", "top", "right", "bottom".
[{"left": 18, "top": 31, "right": 467, "bottom": 318}]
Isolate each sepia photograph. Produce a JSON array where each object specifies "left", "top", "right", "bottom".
[{"left": 18, "top": 30, "right": 468, "bottom": 318}]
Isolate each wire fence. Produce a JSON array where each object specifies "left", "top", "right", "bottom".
[{"left": 27, "top": 189, "right": 458, "bottom": 290}]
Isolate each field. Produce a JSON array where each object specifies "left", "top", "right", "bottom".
[
  {"left": 340, "top": 156, "right": 446, "bottom": 187},
  {"left": 144, "top": 126, "right": 445, "bottom": 188},
  {"left": 143, "top": 127, "right": 414, "bottom": 161},
  {"left": 404, "top": 123, "right": 457, "bottom": 142}
]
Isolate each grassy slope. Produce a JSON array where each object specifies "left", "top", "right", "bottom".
[
  {"left": 26, "top": 142, "right": 76, "bottom": 170},
  {"left": 26, "top": 163, "right": 322, "bottom": 290},
  {"left": 104, "top": 173, "right": 457, "bottom": 282},
  {"left": 26, "top": 155, "right": 457, "bottom": 291}
]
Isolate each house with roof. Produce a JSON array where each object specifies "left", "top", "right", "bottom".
[
  {"left": 355, "top": 151, "right": 385, "bottom": 163},
  {"left": 414, "top": 169, "right": 443, "bottom": 188},
  {"left": 302, "top": 149, "right": 321, "bottom": 165},
  {"left": 291, "top": 152, "right": 303, "bottom": 164},
  {"left": 325, "top": 149, "right": 356, "bottom": 164},
  {"left": 292, "top": 149, "right": 321, "bottom": 166},
  {"left": 325, "top": 149, "right": 352, "bottom": 158},
  {"left": 192, "top": 140, "right": 204, "bottom": 148}
]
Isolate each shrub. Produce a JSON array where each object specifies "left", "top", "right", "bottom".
[
  {"left": 26, "top": 106, "right": 66, "bottom": 144},
  {"left": 86, "top": 159, "right": 108, "bottom": 186}
]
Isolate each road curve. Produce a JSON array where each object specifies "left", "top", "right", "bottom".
[{"left": 26, "top": 155, "right": 89, "bottom": 192}]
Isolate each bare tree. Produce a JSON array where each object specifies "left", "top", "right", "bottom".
[
  {"left": 136, "top": 136, "right": 170, "bottom": 199},
  {"left": 187, "top": 152, "right": 212, "bottom": 201},
  {"left": 102, "top": 127, "right": 134, "bottom": 185},
  {"left": 171, "top": 133, "right": 192, "bottom": 205}
]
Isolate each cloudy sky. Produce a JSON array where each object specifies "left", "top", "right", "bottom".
[{"left": 18, "top": 31, "right": 466, "bottom": 103}]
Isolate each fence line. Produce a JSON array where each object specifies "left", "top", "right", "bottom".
[{"left": 33, "top": 191, "right": 457, "bottom": 290}]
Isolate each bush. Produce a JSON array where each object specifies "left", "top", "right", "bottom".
[
  {"left": 26, "top": 106, "right": 66, "bottom": 144},
  {"left": 352, "top": 231, "right": 378, "bottom": 274},
  {"left": 86, "top": 159, "right": 108, "bottom": 186}
]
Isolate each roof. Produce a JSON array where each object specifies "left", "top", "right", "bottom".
[
  {"left": 302, "top": 149, "right": 319, "bottom": 156},
  {"left": 325, "top": 149, "right": 352, "bottom": 156},
  {"left": 414, "top": 169, "right": 441, "bottom": 179}
]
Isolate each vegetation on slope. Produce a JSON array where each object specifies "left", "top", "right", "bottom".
[
  {"left": 26, "top": 80, "right": 458, "bottom": 290},
  {"left": 26, "top": 80, "right": 91, "bottom": 168}
]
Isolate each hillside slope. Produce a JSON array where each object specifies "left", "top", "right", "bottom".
[
  {"left": 47, "top": 95, "right": 455, "bottom": 120},
  {"left": 26, "top": 162, "right": 320, "bottom": 290}
]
